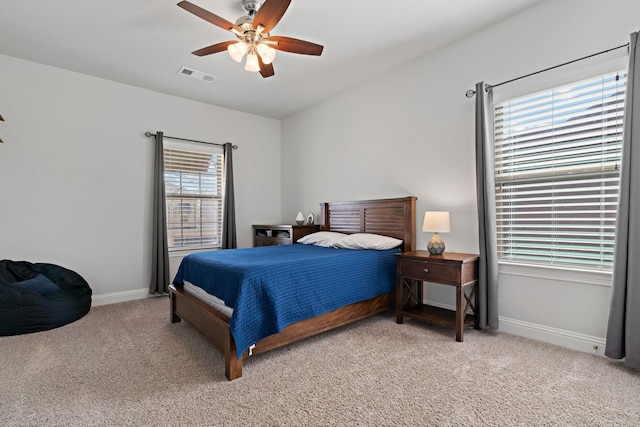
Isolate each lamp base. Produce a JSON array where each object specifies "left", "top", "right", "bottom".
[{"left": 427, "top": 233, "right": 445, "bottom": 255}]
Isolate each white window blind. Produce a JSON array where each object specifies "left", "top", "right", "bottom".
[
  {"left": 164, "top": 146, "right": 224, "bottom": 250},
  {"left": 493, "top": 70, "right": 626, "bottom": 270}
]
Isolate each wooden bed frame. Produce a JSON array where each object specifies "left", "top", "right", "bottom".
[{"left": 169, "top": 196, "right": 416, "bottom": 380}]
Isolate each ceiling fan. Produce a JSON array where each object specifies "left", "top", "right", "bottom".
[{"left": 177, "top": 0, "right": 324, "bottom": 78}]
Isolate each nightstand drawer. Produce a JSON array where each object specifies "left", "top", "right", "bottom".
[{"left": 398, "top": 259, "right": 459, "bottom": 285}]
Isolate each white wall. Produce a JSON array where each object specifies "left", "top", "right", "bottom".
[
  {"left": 0, "top": 54, "right": 281, "bottom": 302},
  {"left": 281, "top": 0, "right": 640, "bottom": 354}
]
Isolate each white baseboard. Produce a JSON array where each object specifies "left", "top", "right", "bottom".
[
  {"left": 427, "top": 300, "right": 606, "bottom": 357},
  {"left": 92, "top": 288, "right": 151, "bottom": 307},
  {"left": 498, "top": 316, "right": 606, "bottom": 357}
]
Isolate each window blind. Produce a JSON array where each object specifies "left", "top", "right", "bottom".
[
  {"left": 493, "top": 70, "right": 626, "bottom": 270},
  {"left": 164, "top": 147, "right": 224, "bottom": 250}
]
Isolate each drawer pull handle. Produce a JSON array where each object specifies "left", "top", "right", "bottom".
[{"left": 423, "top": 268, "right": 429, "bottom": 273}]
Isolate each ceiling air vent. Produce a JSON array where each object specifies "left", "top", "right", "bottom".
[{"left": 177, "top": 66, "right": 217, "bottom": 83}]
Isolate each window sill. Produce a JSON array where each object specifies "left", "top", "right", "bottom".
[{"left": 498, "top": 261, "right": 612, "bottom": 287}]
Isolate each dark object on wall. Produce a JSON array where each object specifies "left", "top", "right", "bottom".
[{"left": 0, "top": 260, "right": 92, "bottom": 336}]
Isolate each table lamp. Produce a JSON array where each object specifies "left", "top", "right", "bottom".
[{"left": 423, "top": 211, "right": 451, "bottom": 255}]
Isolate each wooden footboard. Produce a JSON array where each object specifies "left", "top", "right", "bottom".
[
  {"left": 170, "top": 284, "right": 242, "bottom": 379},
  {"left": 170, "top": 283, "right": 393, "bottom": 380}
]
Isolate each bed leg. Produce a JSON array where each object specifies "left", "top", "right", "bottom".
[
  {"left": 169, "top": 292, "right": 182, "bottom": 324},
  {"left": 225, "top": 336, "right": 243, "bottom": 380},
  {"left": 170, "top": 311, "right": 182, "bottom": 324},
  {"left": 225, "top": 353, "right": 243, "bottom": 381}
]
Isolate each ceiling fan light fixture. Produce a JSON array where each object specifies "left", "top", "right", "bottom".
[
  {"left": 257, "top": 43, "right": 276, "bottom": 64},
  {"left": 244, "top": 52, "right": 260, "bottom": 72},
  {"left": 178, "top": 0, "right": 324, "bottom": 78},
  {"left": 228, "top": 41, "right": 248, "bottom": 62}
]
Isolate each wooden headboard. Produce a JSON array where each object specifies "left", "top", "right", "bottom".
[{"left": 319, "top": 196, "right": 417, "bottom": 252}]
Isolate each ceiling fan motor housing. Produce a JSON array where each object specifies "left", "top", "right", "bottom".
[{"left": 235, "top": 15, "right": 255, "bottom": 29}]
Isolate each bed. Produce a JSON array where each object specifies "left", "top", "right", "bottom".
[{"left": 169, "top": 196, "right": 417, "bottom": 380}]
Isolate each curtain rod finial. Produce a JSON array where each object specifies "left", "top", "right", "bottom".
[{"left": 466, "top": 89, "right": 476, "bottom": 98}]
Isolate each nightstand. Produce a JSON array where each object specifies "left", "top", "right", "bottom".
[
  {"left": 253, "top": 224, "right": 319, "bottom": 247},
  {"left": 395, "top": 251, "right": 480, "bottom": 342}
]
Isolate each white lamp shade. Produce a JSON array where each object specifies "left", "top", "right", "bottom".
[
  {"left": 228, "top": 42, "right": 247, "bottom": 62},
  {"left": 422, "top": 211, "right": 451, "bottom": 233},
  {"left": 244, "top": 52, "right": 260, "bottom": 72},
  {"left": 257, "top": 43, "right": 276, "bottom": 64}
]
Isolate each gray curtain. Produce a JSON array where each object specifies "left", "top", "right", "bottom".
[
  {"left": 221, "top": 142, "right": 237, "bottom": 249},
  {"left": 605, "top": 31, "right": 640, "bottom": 369},
  {"left": 149, "top": 131, "right": 170, "bottom": 294},
  {"left": 475, "top": 82, "right": 499, "bottom": 329}
]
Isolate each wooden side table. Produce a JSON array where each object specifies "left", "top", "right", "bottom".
[{"left": 395, "top": 251, "right": 480, "bottom": 342}]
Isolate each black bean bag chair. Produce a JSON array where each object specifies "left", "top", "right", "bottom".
[{"left": 0, "top": 260, "right": 92, "bottom": 336}]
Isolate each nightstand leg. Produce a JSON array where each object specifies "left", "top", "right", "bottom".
[
  {"left": 473, "top": 281, "right": 481, "bottom": 330},
  {"left": 396, "top": 277, "right": 404, "bottom": 324},
  {"left": 455, "top": 285, "right": 464, "bottom": 342}
]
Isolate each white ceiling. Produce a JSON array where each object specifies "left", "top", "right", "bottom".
[{"left": 0, "top": 0, "right": 545, "bottom": 119}]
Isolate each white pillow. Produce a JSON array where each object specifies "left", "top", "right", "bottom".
[
  {"left": 333, "top": 233, "right": 403, "bottom": 250},
  {"left": 297, "top": 231, "right": 348, "bottom": 247}
]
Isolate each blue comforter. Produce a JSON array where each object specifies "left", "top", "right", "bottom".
[{"left": 173, "top": 244, "right": 399, "bottom": 358}]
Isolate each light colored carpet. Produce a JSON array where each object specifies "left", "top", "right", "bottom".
[{"left": 1, "top": 297, "right": 639, "bottom": 426}]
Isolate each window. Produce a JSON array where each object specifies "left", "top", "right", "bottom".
[
  {"left": 164, "top": 145, "right": 224, "bottom": 250},
  {"left": 493, "top": 70, "right": 626, "bottom": 270}
]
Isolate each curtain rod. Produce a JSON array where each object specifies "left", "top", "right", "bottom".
[
  {"left": 465, "top": 42, "right": 630, "bottom": 98},
  {"left": 144, "top": 131, "right": 238, "bottom": 149}
]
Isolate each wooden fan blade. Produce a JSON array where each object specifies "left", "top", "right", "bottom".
[
  {"left": 258, "top": 55, "right": 275, "bottom": 78},
  {"left": 192, "top": 41, "right": 236, "bottom": 56},
  {"left": 269, "top": 36, "right": 323, "bottom": 56},
  {"left": 177, "top": 1, "right": 242, "bottom": 33},
  {"left": 253, "top": 0, "right": 291, "bottom": 34}
]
